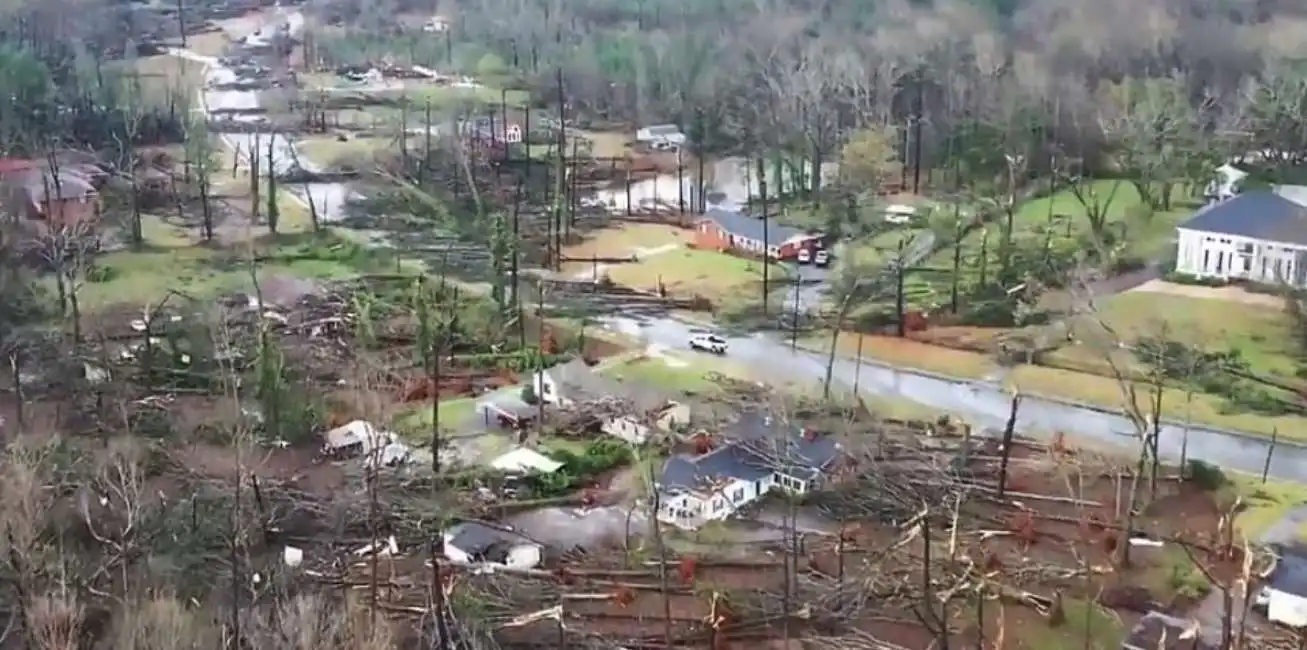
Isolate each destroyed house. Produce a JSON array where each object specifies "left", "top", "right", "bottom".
[
  {"left": 443, "top": 521, "right": 542, "bottom": 568},
  {"left": 532, "top": 359, "right": 683, "bottom": 444}
]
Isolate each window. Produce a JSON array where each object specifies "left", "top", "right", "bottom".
[
  {"left": 1216, "top": 252, "right": 1224, "bottom": 273},
  {"left": 1203, "top": 250, "right": 1210, "bottom": 271},
  {"left": 1263, "top": 258, "right": 1269, "bottom": 277},
  {"left": 732, "top": 487, "right": 745, "bottom": 502},
  {"left": 1243, "top": 257, "right": 1252, "bottom": 272}
]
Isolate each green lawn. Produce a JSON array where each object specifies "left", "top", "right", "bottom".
[
  {"left": 73, "top": 226, "right": 405, "bottom": 311},
  {"left": 1047, "top": 291, "right": 1301, "bottom": 380},
  {"left": 604, "top": 357, "right": 727, "bottom": 396},
  {"left": 1220, "top": 472, "right": 1307, "bottom": 540},
  {"left": 605, "top": 248, "right": 788, "bottom": 303},
  {"left": 393, "top": 396, "right": 481, "bottom": 435}
]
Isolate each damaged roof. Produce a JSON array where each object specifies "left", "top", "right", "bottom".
[
  {"left": 544, "top": 358, "right": 671, "bottom": 412},
  {"left": 659, "top": 444, "right": 775, "bottom": 495},
  {"left": 445, "top": 521, "right": 537, "bottom": 556},
  {"left": 721, "top": 411, "right": 843, "bottom": 480}
]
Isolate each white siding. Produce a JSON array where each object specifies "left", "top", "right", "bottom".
[
  {"left": 1175, "top": 228, "right": 1307, "bottom": 288},
  {"left": 602, "top": 416, "right": 651, "bottom": 444},
  {"left": 532, "top": 371, "right": 567, "bottom": 405}
]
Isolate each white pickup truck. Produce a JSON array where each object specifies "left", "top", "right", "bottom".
[{"left": 689, "top": 334, "right": 728, "bottom": 355}]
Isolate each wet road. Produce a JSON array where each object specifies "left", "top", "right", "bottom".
[
  {"left": 597, "top": 312, "right": 1307, "bottom": 483},
  {"left": 171, "top": 9, "right": 356, "bottom": 222},
  {"left": 176, "top": 12, "right": 1307, "bottom": 485}
]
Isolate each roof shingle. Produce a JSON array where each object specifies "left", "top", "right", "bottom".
[{"left": 1180, "top": 191, "right": 1307, "bottom": 246}]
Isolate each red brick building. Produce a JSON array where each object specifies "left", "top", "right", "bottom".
[
  {"left": 0, "top": 159, "right": 102, "bottom": 231},
  {"left": 694, "top": 209, "right": 822, "bottom": 260}
]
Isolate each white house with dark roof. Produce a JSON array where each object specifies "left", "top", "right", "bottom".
[
  {"left": 1174, "top": 188, "right": 1307, "bottom": 287},
  {"left": 655, "top": 412, "right": 843, "bottom": 530}
]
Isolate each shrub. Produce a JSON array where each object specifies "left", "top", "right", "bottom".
[
  {"left": 1163, "top": 272, "right": 1226, "bottom": 287},
  {"left": 1187, "top": 460, "right": 1227, "bottom": 491},
  {"left": 85, "top": 265, "right": 119, "bottom": 283}
]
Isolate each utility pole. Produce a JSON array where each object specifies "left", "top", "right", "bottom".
[
  {"left": 790, "top": 276, "right": 801, "bottom": 351},
  {"left": 894, "top": 238, "right": 907, "bottom": 338},
  {"left": 912, "top": 69, "right": 925, "bottom": 194},
  {"left": 756, "top": 157, "right": 769, "bottom": 315}
]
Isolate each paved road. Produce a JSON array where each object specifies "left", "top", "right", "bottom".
[
  {"left": 179, "top": 14, "right": 1307, "bottom": 487},
  {"left": 172, "top": 8, "right": 356, "bottom": 222},
  {"left": 596, "top": 311, "right": 1307, "bottom": 483}
]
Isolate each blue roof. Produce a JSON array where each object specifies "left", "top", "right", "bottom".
[
  {"left": 722, "top": 411, "right": 842, "bottom": 480},
  {"left": 658, "top": 411, "right": 842, "bottom": 494},
  {"left": 700, "top": 209, "right": 810, "bottom": 247},
  {"left": 1180, "top": 191, "right": 1307, "bottom": 245},
  {"left": 1269, "top": 544, "right": 1307, "bottom": 596},
  {"left": 659, "top": 444, "right": 774, "bottom": 494}
]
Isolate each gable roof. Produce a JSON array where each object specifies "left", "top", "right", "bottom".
[
  {"left": 17, "top": 168, "right": 97, "bottom": 203},
  {"left": 724, "top": 412, "right": 842, "bottom": 481},
  {"left": 699, "top": 209, "right": 812, "bottom": 247},
  {"left": 445, "top": 521, "right": 535, "bottom": 555},
  {"left": 1180, "top": 191, "right": 1307, "bottom": 246},
  {"left": 658, "top": 443, "right": 776, "bottom": 495}
]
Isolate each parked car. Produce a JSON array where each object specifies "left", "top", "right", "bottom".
[
  {"left": 814, "top": 249, "right": 830, "bottom": 267},
  {"left": 796, "top": 248, "right": 812, "bottom": 264},
  {"left": 689, "top": 334, "right": 728, "bottom": 355}
]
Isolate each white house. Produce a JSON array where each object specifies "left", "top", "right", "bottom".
[
  {"left": 655, "top": 423, "right": 842, "bottom": 530},
  {"left": 1174, "top": 188, "right": 1307, "bottom": 288},
  {"left": 1204, "top": 163, "right": 1248, "bottom": 202},
  {"left": 443, "top": 521, "right": 543, "bottom": 569}
]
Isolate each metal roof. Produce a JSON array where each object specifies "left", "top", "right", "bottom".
[{"left": 1179, "top": 191, "right": 1307, "bottom": 246}]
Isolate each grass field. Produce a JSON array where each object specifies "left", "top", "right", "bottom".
[
  {"left": 810, "top": 320, "right": 1306, "bottom": 440},
  {"left": 919, "top": 180, "right": 1200, "bottom": 273},
  {"left": 296, "top": 134, "right": 401, "bottom": 169},
  {"left": 604, "top": 248, "right": 789, "bottom": 303},
  {"left": 1047, "top": 291, "right": 1301, "bottom": 380},
  {"left": 1222, "top": 472, "right": 1307, "bottom": 540},
  {"left": 72, "top": 220, "right": 403, "bottom": 311}
]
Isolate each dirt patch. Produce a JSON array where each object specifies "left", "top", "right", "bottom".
[
  {"left": 1129, "top": 279, "right": 1284, "bottom": 308},
  {"left": 169, "top": 442, "right": 345, "bottom": 494},
  {"left": 909, "top": 325, "right": 1009, "bottom": 353}
]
